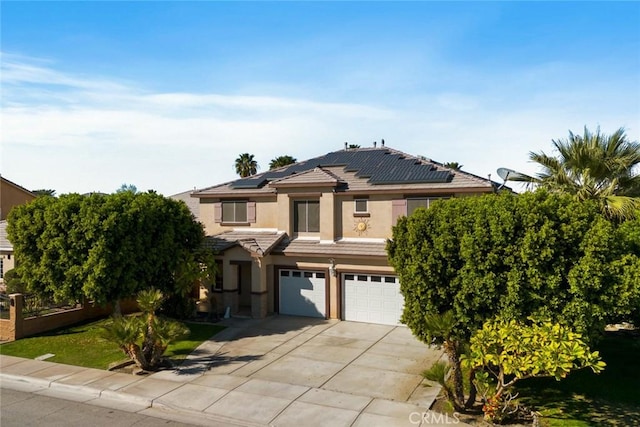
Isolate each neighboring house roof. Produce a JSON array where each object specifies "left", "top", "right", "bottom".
[
  {"left": 204, "top": 230, "right": 286, "bottom": 257},
  {"left": 169, "top": 189, "right": 200, "bottom": 221},
  {"left": 0, "top": 221, "right": 12, "bottom": 252},
  {"left": 194, "top": 146, "right": 497, "bottom": 197}
]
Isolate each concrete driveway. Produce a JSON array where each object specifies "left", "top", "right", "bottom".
[
  {"left": 1, "top": 316, "right": 457, "bottom": 426},
  {"left": 151, "top": 315, "right": 445, "bottom": 422}
]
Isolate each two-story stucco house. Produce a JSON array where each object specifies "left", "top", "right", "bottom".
[{"left": 192, "top": 144, "right": 496, "bottom": 325}]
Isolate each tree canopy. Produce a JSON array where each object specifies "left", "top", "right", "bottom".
[
  {"left": 518, "top": 126, "right": 640, "bottom": 218},
  {"left": 387, "top": 191, "right": 640, "bottom": 344},
  {"left": 234, "top": 153, "right": 258, "bottom": 177},
  {"left": 116, "top": 183, "right": 138, "bottom": 193},
  {"left": 269, "top": 155, "right": 297, "bottom": 170},
  {"left": 7, "top": 192, "right": 204, "bottom": 306}
]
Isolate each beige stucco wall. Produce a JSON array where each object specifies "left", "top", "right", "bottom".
[
  {"left": 197, "top": 187, "right": 493, "bottom": 239},
  {"left": 199, "top": 196, "right": 279, "bottom": 235},
  {"left": 336, "top": 194, "right": 402, "bottom": 240}
]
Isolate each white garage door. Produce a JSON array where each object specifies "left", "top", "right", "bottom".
[
  {"left": 343, "top": 274, "right": 404, "bottom": 326},
  {"left": 279, "top": 269, "right": 327, "bottom": 318}
]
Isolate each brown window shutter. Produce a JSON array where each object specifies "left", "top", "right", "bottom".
[
  {"left": 214, "top": 202, "right": 222, "bottom": 223},
  {"left": 247, "top": 201, "right": 256, "bottom": 223},
  {"left": 392, "top": 199, "right": 407, "bottom": 225}
]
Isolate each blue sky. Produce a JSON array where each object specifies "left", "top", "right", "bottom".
[{"left": 2, "top": 1, "right": 639, "bottom": 195}]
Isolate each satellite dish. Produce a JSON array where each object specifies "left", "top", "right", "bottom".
[
  {"left": 496, "top": 167, "right": 532, "bottom": 190},
  {"left": 497, "top": 167, "right": 530, "bottom": 181}
]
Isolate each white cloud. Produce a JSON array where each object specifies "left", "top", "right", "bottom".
[{"left": 2, "top": 53, "right": 638, "bottom": 196}]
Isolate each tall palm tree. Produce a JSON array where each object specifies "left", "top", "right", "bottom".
[
  {"left": 234, "top": 153, "right": 258, "bottom": 177},
  {"left": 520, "top": 126, "right": 640, "bottom": 218},
  {"left": 269, "top": 155, "right": 297, "bottom": 170}
]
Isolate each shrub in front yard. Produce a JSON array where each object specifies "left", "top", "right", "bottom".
[
  {"left": 101, "top": 289, "right": 189, "bottom": 371},
  {"left": 464, "top": 318, "right": 606, "bottom": 424}
]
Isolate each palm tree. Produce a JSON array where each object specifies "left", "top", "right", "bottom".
[
  {"left": 269, "top": 155, "right": 297, "bottom": 170},
  {"left": 101, "top": 289, "right": 189, "bottom": 371},
  {"left": 234, "top": 153, "right": 258, "bottom": 177},
  {"left": 444, "top": 162, "right": 463, "bottom": 170},
  {"left": 32, "top": 189, "right": 56, "bottom": 197},
  {"left": 520, "top": 126, "right": 640, "bottom": 218}
]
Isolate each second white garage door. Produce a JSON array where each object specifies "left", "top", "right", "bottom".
[
  {"left": 343, "top": 274, "right": 404, "bottom": 326},
  {"left": 279, "top": 269, "right": 327, "bottom": 318}
]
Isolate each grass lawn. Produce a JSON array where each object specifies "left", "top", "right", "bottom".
[
  {"left": 0, "top": 318, "right": 225, "bottom": 370},
  {"left": 517, "top": 331, "right": 640, "bottom": 427}
]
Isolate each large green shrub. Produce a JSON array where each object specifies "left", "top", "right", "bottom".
[
  {"left": 387, "top": 190, "right": 640, "bottom": 410},
  {"left": 7, "top": 191, "right": 205, "bottom": 307},
  {"left": 388, "top": 190, "right": 639, "bottom": 343}
]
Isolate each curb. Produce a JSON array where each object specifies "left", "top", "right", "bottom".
[
  {"left": 99, "top": 388, "right": 153, "bottom": 407},
  {"left": 1, "top": 372, "right": 263, "bottom": 427},
  {"left": 49, "top": 381, "right": 102, "bottom": 398},
  {"left": 151, "top": 399, "right": 265, "bottom": 427},
  {"left": 0, "top": 372, "right": 52, "bottom": 389}
]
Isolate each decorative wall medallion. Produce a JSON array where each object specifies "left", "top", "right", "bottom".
[{"left": 353, "top": 219, "right": 371, "bottom": 236}]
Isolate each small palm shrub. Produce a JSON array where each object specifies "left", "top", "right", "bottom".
[{"left": 102, "top": 289, "right": 189, "bottom": 371}]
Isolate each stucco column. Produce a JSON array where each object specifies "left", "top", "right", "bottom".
[
  {"left": 251, "top": 257, "right": 268, "bottom": 319},
  {"left": 320, "top": 192, "right": 335, "bottom": 241},
  {"left": 10, "top": 293, "right": 24, "bottom": 340},
  {"left": 223, "top": 262, "right": 239, "bottom": 315},
  {"left": 328, "top": 269, "right": 339, "bottom": 319},
  {"left": 277, "top": 193, "right": 291, "bottom": 234}
]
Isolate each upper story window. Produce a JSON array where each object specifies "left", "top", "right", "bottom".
[
  {"left": 294, "top": 200, "right": 320, "bottom": 233},
  {"left": 407, "top": 197, "right": 448, "bottom": 216},
  {"left": 214, "top": 200, "right": 256, "bottom": 224},
  {"left": 223, "top": 201, "right": 247, "bottom": 222},
  {"left": 354, "top": 199, "right": 368, "bottom": 214}
]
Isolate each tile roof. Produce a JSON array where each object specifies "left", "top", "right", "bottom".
[
  {"left": 272, "top": 237, "right": 388, "bottom": 258},
  {"left": 0, "top": 221, "right": 12, "bottom": 252},
  {"left": 269, "top": 168, "right": 344, "bottom": 188},
  {"left": 194, "top": 146, "right": 497, "bottom": 197},
  {"left": 204, "top": 230, "right": 286, "bottom": 256}
]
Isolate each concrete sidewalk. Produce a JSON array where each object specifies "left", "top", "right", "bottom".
[{"left": 0, "top": 316, "right": 470, "bottom": 426}]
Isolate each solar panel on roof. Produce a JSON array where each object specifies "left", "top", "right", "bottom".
[
  {"left": 231, "top": 177, "right": 268, "bottom": 188},
  {"left": 227, "top": 148, "right": 452, "bottom": 189}
]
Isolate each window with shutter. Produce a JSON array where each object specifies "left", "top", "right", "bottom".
[
  {"left": 247, "top": 201, "right": 256, "bottom": 223},
  {"left": 220, "top": 201, "right": 248, "bottom": 223},
  {"left": 214, "top": 202, "right": 222, "bottom": 223},
  {"left": 392, "top": 199, "right": 407, "bottom": 225}
]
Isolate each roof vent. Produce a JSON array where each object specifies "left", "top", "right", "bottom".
[
  {"left": 381, "top": 139, "right": 385, "bottom": 147},
  {"left": 373, "top": 141, "right": 377, "bottom": 148},
  {"left": 344, "top": 142, "right": 348, "bottom": 150}
]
